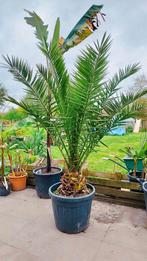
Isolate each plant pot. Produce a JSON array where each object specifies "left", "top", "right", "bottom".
[
  {"left": 128, "top": 171, "right": 144, "bottom": 183},
  {"left": 49, "top": 182, "right": 95, "bottom": 234},
  {"left": 33, "top": 167, "right": 63, "bottom": 199},
  {"left": 0, "top": 183, "right": 11, "bottom": 196},
  {"left": 142, "top": 181, "right": 147, "bottom": 210},
  {"left": 8, "top": 173, "right": 27, "bottom": 191},
  {"left": 124, "top": 157, "right": 143, "bottom": 171}
]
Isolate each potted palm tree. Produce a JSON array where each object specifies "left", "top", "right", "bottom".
[
  {"left": 2, "top": 11, "right": 63, "bottom": 198},
  {"left": 2, "top": 6, "right": 105, "bottom": 198},
  {"left": 46, "top": 35, "right": 147, "bottom": 233},
  {"left": 3, "top": 12, "right": 147, "bottom": 233}
]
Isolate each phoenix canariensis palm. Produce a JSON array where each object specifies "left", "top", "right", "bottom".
[
  {"left": 3, "top": 13, "right": 147, "bottom": 196},
  {"left": 3, "top": 11, "right": 62, "bottom": 172}
]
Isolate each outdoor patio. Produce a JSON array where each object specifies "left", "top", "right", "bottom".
[{"left": 0, "top": 188, "right": 147, "bottom": 261}]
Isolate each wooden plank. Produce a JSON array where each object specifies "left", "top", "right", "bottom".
[
  {"left": 87, "top": 176, "right": 141, "bottom": 190},
  {"left": 94, "top": 185, "right": 144, "bottom": 201},
  {"left": 88, "top": 171, "right": 128, "bottom": 180},
  {"left": 94, "top": 193, "right": 145, "bottom": 209}
]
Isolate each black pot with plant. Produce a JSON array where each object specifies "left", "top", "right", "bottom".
[
  {"left": 47, "top": 30, "right": 147, "bottom": 232},
  {"left": 2, "top": 11, "right": 64, "bottom": 198},
  {"left": 120, "top": 136, "right": 147, "bottom": 180}
]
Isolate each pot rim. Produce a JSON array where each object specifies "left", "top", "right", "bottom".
[
  {"left": 124, "top": 157, "right": 143, "bottom": 160},
  {"left": 33, "top": 166, "right": 62, "bottom": 176},
  {"left": 142, "top": 181, "right": 147, "bottom": 192},
  {"left": 49, "top": 182, "right": 95, "bottom": 201},
  {"left": 8, "top": 173, "right": 27, "bottom": 179}
]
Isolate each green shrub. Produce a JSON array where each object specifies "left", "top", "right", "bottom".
[{"left": 126, "top": 126, "right": 133, "bottom": 134}]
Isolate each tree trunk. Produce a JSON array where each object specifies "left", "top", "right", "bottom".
[{"left": 46, "top": 132, "right": 52, "bottom": 172}]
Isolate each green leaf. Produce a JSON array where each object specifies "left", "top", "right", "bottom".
[
  {"left": 24, "top": 9, "right": 48, "bottom": 49},
  {"left": 51, "top": 17, "right": 60, "bottom": 48}
]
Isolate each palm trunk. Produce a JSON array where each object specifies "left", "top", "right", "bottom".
[
  {"left": 46, "top": 57, "right": 52, "bottom": 173},
  {"left": 47, "top": 132, "right": 51, "bottom": 172}
]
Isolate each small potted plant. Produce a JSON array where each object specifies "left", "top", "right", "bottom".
[
  {"left": 7, "top": 148, "right": 27, "bottom": 191},
  {"left": 120, "top": 134, "right": 147, "bottom": 179}
]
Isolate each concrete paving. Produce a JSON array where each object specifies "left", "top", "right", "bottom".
[{"left": 0, "top": 188, "right": 147, "bottom": 261}]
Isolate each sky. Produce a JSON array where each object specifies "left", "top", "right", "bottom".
[{"left": 0, "top": 0, "right": 147, "bottom": 101}]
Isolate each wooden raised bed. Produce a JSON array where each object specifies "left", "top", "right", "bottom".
[
  {"left": 87, "top": 173, "right": 145, "bottom": 209},
  {"left": 26, "top": 163, "right": 145, "bottom": 209}
]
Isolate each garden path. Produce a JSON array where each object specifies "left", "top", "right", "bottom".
[{"left": 0, "top": 189, "right": 147, "bottom": 261}]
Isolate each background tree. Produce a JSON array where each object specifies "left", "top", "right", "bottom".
[
  {"left": 132, "top": 74, "right": 147, "bottom": 94},
  {"left": 132, "top": 74, "right": 147, "bottom": 124},
  {"left": 3, "top": 107, "right": 27, "bottom": 122}
]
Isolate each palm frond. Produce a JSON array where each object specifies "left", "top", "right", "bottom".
[
  {"left": 2, "top": 55, "right": 33, "bottom": 86},
  {"left": 0, "top": 83, "right": 7, "bottom": 107},
  {"left": 24, "top": 10, "right": 48, "bottom": 51},
  {"left": 2, "top": 56, "right": 55, "bottom": 120}
]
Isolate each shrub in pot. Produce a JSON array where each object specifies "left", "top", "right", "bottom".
[
  {"left": 6, "top": 148, "right": 27, "bottom": 191},
  {"left": 120, "top": 135, "right": 147, "bottom": 179}
]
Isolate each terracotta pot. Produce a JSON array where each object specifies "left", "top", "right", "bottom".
[{"left": 8, "top": 172, "right": 27, "bottom": 191}]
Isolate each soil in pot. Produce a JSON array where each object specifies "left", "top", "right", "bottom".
[
  {"left": 8, "top": 172, "right": 27, "bottom": 191},
  {"left": 49, "top": 182, "right": 95, "bottom": 234},
  {"left": 33, "top": 166, "right": 63, "bottom": 199}
]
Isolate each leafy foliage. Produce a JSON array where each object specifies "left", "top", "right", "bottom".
[
  {"left": 120, "top": 132, "right": 147, "bottom": 159},
  {"left": 3, "top": 108, "right": 27, "bottom": 122},
  {"left": 3, "top": 11, "right": 147, "bottom": 195},
  {"left": 15, "top": 128, "right": 46, "bottom": 158}
]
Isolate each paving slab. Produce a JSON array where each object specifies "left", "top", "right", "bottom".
[{"left": 0, "top": 188, "right": 146, "bottom": 261}]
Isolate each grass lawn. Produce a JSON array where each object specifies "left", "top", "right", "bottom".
[
  {"left": 1, "top": 121, "right": 145, "bottom": 175},
  {"left": 52, "top": 132, "right": 145, "bottom": 174}
]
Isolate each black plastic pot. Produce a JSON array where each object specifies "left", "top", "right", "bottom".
[
  {"left": 128, "top": 171, "right": 144, "bottom": 183},
  {"left": 0, "top": 183, "right": 11, "bottom": 196},
  {"left": 142, "top": 182, "right": 147, "bottom": 210},
  {"left": 49, "top": 182, "right": 95, "bottom": 234},
  {"left": 128, "top": 172, "right": 144, "bottom": 193},
  {"left": 33, "top": 166, "right": 62, "bottom": 199}
]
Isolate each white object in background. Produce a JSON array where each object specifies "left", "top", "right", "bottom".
[{"left": 133, "top": 119, "right": 141, "bottom": 133}]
